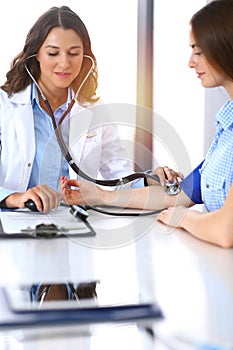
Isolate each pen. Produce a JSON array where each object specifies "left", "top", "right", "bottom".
[
  {"left": 156, "top": 332, "right": 233, "bottom": 350},
  {"left": 178, "top": 334, "right": 233, "bottom": 350},
  {"left": 180, "top": 338, "right": 233, "bottom": 350},
  {"left": 196, "top": 344, "right": 233, "bottom": 350}
]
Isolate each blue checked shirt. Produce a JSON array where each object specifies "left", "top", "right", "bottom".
[
  {"left": 200, "top": 99, "right": 233, "bottom": 211},
  {"left": 181, "top": 99, "right": 233, "bottom": 212}
]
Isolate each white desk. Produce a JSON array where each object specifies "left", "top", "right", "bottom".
[{"left": 0, "top": 208, "right": 233, "bottom": 349}]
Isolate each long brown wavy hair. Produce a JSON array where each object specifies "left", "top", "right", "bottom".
[{"left": 1, "top": 6, "right": 99, "bottom": 105}]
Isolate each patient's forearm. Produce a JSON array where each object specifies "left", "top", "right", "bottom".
[
  {"left": 180, "top": 209, "right": 233, "bottom": 248},
  {"left": 101, "top": 185, "right": 192, "bottom": 210}
]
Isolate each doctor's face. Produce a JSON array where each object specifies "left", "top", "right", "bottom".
[{"left": 37, "top": 27, "right": 84, "bottom": 91}]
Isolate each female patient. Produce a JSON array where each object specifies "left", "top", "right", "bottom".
[{"left": 61, "top": 0, "right": 233, "bottom": 248}]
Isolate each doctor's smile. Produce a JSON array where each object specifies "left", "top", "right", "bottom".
[{"left": 55, "top": 72, "right": 72, "bottom": 79}]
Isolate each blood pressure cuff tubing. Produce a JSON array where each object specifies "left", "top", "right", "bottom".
[{"left": 180, "top": 161, "right": 204, "bottom": 204}]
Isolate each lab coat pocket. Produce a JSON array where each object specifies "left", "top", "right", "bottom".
[
  {"left": 86, "top": 130, "right": 98, "bottom": 140},
  {"left": 83, "top": 129, "right": 102, "bottom": 160},
  {"left": 78, "top": 130, "right": 103, "bottom": 177}
]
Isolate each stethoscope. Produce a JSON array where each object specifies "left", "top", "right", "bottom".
[{"left": 25, "top": 54, "right": 179, "bottom": 217}]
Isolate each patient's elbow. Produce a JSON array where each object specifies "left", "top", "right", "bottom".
[
  {"left": 218, "top": 238, "right": 233, "bottom": 249},
  {"left": 216, "top": 224, "right": 233, "bottom": 249}
]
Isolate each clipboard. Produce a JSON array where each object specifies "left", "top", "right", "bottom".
[
  {"left": 1, "top": 281, "right": 164, "bottom": 327},
  {"left": 0, "top": 205, "right": 96, "bottom": 238}
]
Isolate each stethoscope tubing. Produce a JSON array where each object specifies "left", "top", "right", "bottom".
[{"left": 25, "top": 54, "right": 163, "bottom": 216}]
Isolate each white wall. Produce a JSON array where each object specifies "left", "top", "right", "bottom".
[
  {"left": 153, "top": 0, "right": 207, "bottom": 176},
  {"left": 0, "top": 0, "right": 137, "bottom": 105}
]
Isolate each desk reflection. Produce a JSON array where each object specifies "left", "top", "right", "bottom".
[
  {"left": 31, "top": 282, "right": 98, "bottom": 304},
  {"left": 6, "top": 281, "right": 99, "bottom": 311}
]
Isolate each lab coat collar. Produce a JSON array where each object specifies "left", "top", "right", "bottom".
[{"left": 9, "top": 86, "right": 31, "bottom": 105}]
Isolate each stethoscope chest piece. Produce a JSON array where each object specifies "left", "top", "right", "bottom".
[{"left": 164, "top": 179, "right": 181, "bottom": 196}]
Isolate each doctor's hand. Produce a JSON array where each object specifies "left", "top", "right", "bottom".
[
  {"left": 5, "top": 185, "right": 60, "bottom": 213},
  {"left": 60, "top": 177, "right": 107, "bottom": 206},
  {"left": 147, "top": 166, "right": 184, "bottom": 186}
]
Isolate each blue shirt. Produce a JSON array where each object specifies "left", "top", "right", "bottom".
[
  {"left": 25, "top": 84, "right": 146, "bottom": 192},
  {"left": 181, "top": 99, "right": 233, "bottom": 212},
  {"left": 28, "top": 84, "right": 70, "bottom": 193}
]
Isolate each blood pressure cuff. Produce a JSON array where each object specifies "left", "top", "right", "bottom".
[{"left": 180, "top": 161, "right": 204, "bottom": 204}]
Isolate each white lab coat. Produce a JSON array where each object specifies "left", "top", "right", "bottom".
[{"left": 0, "top": 86, "right": 134, "bottom": 201}]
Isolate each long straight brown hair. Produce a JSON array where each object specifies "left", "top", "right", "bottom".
[{"left": 190, "top": 0, "right": 233, "bottom": 80}]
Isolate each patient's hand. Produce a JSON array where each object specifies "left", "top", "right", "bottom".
[{"left": 157, "top": 206, "right": 188, "bottom": 228}]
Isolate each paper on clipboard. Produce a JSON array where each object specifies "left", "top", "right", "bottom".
[{"left": 0, "top": 206, "right": 90, "bottom": 235}]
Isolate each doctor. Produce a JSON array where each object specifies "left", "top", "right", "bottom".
[
  {"left": 0, "top": 6, "right": 136, "bottom": 212},
  {"left": 1, "top": 6, "right": 173, "bottom": 213}
]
